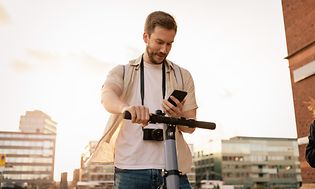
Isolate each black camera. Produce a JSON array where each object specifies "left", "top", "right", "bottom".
[{"left": 143, "top": 128, "right": 163, "bottom": 141}]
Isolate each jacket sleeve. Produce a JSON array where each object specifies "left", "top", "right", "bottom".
[{"left": 306, "top": 120, "right": 315, "bottom": 168}]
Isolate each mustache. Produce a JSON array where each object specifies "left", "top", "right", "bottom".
[{"left": 157, "top": 52, "right": 167, "bottom": 57}]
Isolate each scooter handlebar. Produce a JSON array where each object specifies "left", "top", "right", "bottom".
[{"left": 123, "top": 111, "right": 216, "bottom": 130}]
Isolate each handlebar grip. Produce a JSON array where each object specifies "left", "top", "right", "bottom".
[
  {"left": 196, "top": 121, "right": 216, "bottom": 130},
  {"left": 123, "top": 111, "right": 131, "bottom": 120}
]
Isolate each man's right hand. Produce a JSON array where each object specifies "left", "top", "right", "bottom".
[{"left": 122, "top": 105, "right": 150, "bottom": 126}]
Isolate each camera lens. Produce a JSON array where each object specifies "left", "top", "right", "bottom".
[{"left": 152, "top": 129, "right": 163, "bottom": 141}]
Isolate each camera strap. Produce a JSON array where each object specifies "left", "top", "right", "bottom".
[{"left": 140, "top": 55, "right": 166, "bottom": 106}]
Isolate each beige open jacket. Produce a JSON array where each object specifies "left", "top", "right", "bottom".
[{"left": 89, "top": 55, "right": 198, "bottom": 174}]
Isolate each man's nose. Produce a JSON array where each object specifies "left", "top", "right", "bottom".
[{"left": 160, "top": 44, "right": 168, "bottom": 54}]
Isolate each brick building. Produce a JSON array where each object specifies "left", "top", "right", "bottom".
[{"left": 281, "top": 0, "right": 315, "bottom": 185}]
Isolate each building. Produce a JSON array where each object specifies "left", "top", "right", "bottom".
[
  {"left": 281, "top": 0, "right": 315, "bottom": 185},
  {"left": 187, "top": 143, "right": 196, "bottom": 188},
  {"left": 71, "top": 169, "right": 80, "bottom": 188},
  {"left": 0, "top": 131, "right": 56, "bottom": 188},
  {"left": 79, "top": 141, "right": 114, "bottom": 189},
  {"left": 194, "top": 151, "right": 222, "bottom": 189},
  {"left": 0, "top": 110, "right": 57, "bottom": 188},
  {"left": 19, "top": 110, "right": 57, "bottom": 134},
  {"left": 221, "top": 136, "right": 301, "bottom": 189},
  {"left": 60, "top": 172, "right": 68, "bottom": 189}
]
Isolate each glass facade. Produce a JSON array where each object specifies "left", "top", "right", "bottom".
[
  {"left": 221, "top": 137, "right": 302, "bottom": 189},
  {"left": 0, "top": 131, "right": 56, "bottom": 184}
]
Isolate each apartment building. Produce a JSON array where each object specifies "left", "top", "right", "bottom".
[
  {"left": 221, "top": 136, "right": 301, "bottom": 189},
  {"left": 0, "top": 131, "right": 56, "bottom": 188},
  {"left": 0, "top": 110, "right": 57, "bottom": 188},
  {"left": 194, "top": 151, "right": 222, "bottom": 188}
]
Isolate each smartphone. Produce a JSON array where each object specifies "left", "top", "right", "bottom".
[{"left": 168, "top": 90, "right": 187, "bottom": 107}]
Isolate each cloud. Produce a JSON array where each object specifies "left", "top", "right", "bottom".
[
  {"left": 9, "top": 49, "right": 62, "bottom": 73},
  {"left": 9, "top": 59, "right": 32, "bottom": 73},
  {"left": 0, "top": 3, "right": 10, "bottom": 25},
  {"left": 26, "top": 48, "right": 60, "bottom": 63},
  {"left": 25, "top": 48, "right": 63, "bottom": 71},
  {"left": 9, "top": 48, "right": 113, "bottom": 75},
  {"left": 79, "top": 52, "right": 113, "bottom": 74}
]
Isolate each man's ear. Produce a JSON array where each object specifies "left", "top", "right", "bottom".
[{"left": 143, "top": 32, "right": 148, "bottom": 44}]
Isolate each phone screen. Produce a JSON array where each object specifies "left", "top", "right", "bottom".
[{"left": 168, "top": 90, "right": 187, "bottom": 107}]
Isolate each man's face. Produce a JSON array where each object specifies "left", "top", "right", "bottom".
[{"left": 144, "top": 26, "right": 176, "bottom": 64}]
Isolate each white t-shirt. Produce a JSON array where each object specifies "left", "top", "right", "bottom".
[{"left": 114, "top": 62, "right": 166, "bottom": 169}]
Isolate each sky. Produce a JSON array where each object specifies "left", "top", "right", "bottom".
[{"left": 0, "top": 0, "right": 297, "bottom": 181}]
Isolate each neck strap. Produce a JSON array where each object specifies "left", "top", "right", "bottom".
[{"left": 140, "top": 56, "right": 166, "bottom": 105}]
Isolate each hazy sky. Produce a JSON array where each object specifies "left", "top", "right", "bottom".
[{"left": 0, "top": 0, "right": 297, "bottom": 181}]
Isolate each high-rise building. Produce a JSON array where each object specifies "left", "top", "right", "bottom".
[
  {"left": 221, "top": 136, "right": 301, "bottom": 189},
  {"left": 0, "top": 110, "right": 57, "bottom": 188},
  {"left": 19, "top": 110, "right": 57, "bottom": 134},
  {"left": 0, "top": 131, "right": 56, "bottom": 187},
  {"left": 281, "top": 0, "right": 315, "bottom": 186}
]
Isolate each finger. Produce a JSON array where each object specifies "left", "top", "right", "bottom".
[
  {"left": 128, "top": 107, "right": 136, "bottom": 123},
  {"left": 139, "top": 106, "right": 147, "bottom": 125},
  {"left": 181, "top": 99, "right": 186, "bottom": 105},
  {"left": 139, "top": 107, "right": 149, "bottom": 127},
  {"left": 144, "top": 107, "right": 150, "bottom": 126},
  {"left": 166, "top": 104, "right": 182, "bottom": 117},
  {"left": 170, "top": 96, "right": 180, "bottom": 107},
  {"left": 134, "top": 106, "right": 141, "bottom": 123},
  {"left": 163, "top": 107, "right": 171, "bottom": 116},
  {"left": 163, "top": 99, "right": 174, "bottom": 109},
  {"left": 162, "top": 101, "right": 170, "bottom": 112},
  {"left": 169, "top": 97, "right": 184, "bottom": 116},
  {"left": 163, "top": 105, "right": 176, "bottom": 117},
  {"left": 172, "top": 106, "right": 181, "bottom": 116}
]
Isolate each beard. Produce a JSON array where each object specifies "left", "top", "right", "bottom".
[{"left": 146, "top": 46, "right": 167, "bottom": 64}]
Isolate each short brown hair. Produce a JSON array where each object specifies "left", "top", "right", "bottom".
[{"left": 144, "top": 11, "right": 177, "bottom": 36}]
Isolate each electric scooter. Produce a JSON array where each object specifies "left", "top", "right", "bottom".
[{"left": 123, "top": 110, "right": 216, "bottom": 189}]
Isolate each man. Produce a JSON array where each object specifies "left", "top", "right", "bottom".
[
  {"left": 100, "top": 11, "right": 197, "bottom": 189},
  {"left": 306, "top": 120, "right": 315, "bottom": 167}
]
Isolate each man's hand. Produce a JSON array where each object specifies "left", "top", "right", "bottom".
[
  {"left": 162, "top": 97, "right": 196, "bottom": 134},
  {"left": 123, "top": 105, "right": 150, "bottom": 127},
  {"left": 162, "top": 96, "right": 185, "bottom": 117}
]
